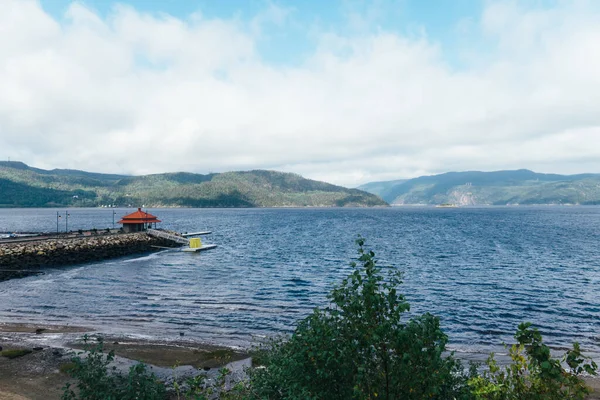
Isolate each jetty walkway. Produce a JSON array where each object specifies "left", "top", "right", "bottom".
[
  {"left": 0, "top": 230, "right": 188, "bottom": 282},
  {"left": 147, "top": 229, "right": 190, "bottom": 245}
]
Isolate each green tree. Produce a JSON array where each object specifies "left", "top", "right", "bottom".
[
  {"left": 59, "top": 240, "right": 598, "bottom": 400},
  {"left": 249, "top": 237, "right": 471, "bottom": 400}
]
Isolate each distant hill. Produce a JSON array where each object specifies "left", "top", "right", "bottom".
[
  {"left": 357, "top": 179, "right": 408, "bottom": 198},
  {"left": 358, "top": 169, "right": 600, "bottom": 205},
  {"left": 0, "top": 161, "right": 387, "bottom": 208}
]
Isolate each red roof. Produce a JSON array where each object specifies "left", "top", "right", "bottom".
[{"left": 118, "top": 208, "right": 161, "bottom": 224}]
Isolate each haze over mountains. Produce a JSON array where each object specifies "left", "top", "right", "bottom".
[
  {"left": 0, "top": 162, "right": 385, "bottom": 208},
  {"left": 358, "top": 170, "right": 600, "bottom": 206}
]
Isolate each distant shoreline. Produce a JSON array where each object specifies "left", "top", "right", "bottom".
[
  {"left": 1, "top": 203, "right": 599, "bottom": 211},
  {"left": 0, "top": 204, "right": 391, "bottom": 209},
  {"left": 390, "top": 203, "right": 600, "bottom": 207}
]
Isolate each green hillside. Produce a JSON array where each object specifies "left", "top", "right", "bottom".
[
  {"left": 358, "top": 169, "right": 600, "bottom": 205},
  {"left": 0, "top": 162, "right": 387, "bottom": 208},
  {"left": 356, "top": 179, "right": 408, "bottom": 198}
]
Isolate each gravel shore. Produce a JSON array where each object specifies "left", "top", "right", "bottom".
[
  {"left": 0, "top": 323, "right": 250, "bottom": 400},
  {"left": 1, "top": 322, "right": 598, "bottom": 399}
]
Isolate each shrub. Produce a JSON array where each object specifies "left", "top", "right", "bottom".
[
  {"left": 61, "top": 337, "right": 244, "bottom": 400},
  {"left": 62, "top": 335, "right": 166, "bottom": 400},
  {"left": 173, "top": 366, "right": 251, "bottom": 400},
  {"left": 59, "top": 239, "right": 597, "bottom": 400},
  {"left": 249, "top": 237, "right": 472, "bottom": 400},
  {"left": 468, "top": 322, "right": 597, "bottom": 400}
]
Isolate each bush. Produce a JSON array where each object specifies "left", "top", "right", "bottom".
[
  {"left": 173, "top": 366, "right": 251, "bottom": 400},
  {"left": 249, "top": 237, "right": 472, "bottom": 400},
  {"left": 61, "top": 337, "right": 243, "bottom": 400},
  {"left": 59, "top": 239, "right": 597, "bottom": 400},
  {"left": 62, "top": 335, "right": 166, "bottom": 400},
  {"left": 468, "top": 322, "right": 597, "bottom": 400}
]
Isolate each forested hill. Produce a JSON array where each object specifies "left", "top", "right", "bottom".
[
  {"left": 358, "top": 169, "right": 600, "bottom": 206},
  {"left": 0, "top": 161, "right": 387, "bottom": 208}
]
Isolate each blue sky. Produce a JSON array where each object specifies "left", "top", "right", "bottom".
[
  {"left": 41, "top": 0, "right": 483, "bottom": 32},
  {"left": 40, "top": 0, "right": 486, "bottom": 67}
]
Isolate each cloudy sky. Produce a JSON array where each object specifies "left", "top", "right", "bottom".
[{"left": 1, "top": 0, "right": 600, "bottom": 186}]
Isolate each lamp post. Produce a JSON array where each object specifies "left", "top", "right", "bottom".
[
  {"left": 56, "top": 212, "right": 61, "bottom": 235},
  {"left": 112, "top": 210, "right": 116, "bottom": 229},
  {"left": 65, "top": 210, "right": 70, "bottom": 233}
]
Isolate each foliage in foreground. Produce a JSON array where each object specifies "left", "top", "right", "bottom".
[
  {"left": 62, "top": 239, "right": 597, "bottom": 399},
  {"left": 62, "top": 336, "right": 166, "bottom": 400},
  {"left": 469, "top": 323, "right": 598, "bottom": 400},
  {"left": 249, "top": 237, "right": 472, "bottom": 399}
]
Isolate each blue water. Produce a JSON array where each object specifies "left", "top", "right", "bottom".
[{"left": 0, "top": 207, "right": 599, "bottom": 359}]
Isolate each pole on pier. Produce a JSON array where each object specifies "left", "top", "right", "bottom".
[
  {"left": 65, "top": 210, "right": 70, "bottom": 233},
  {"left": 56, "top": 212, "right": 61, "bottom": 234},
  {"left": 112, "top": 210, "right": 116, "bottom": 229}
]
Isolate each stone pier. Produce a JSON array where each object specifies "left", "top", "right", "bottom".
[{"left": 0, "top": 232, "right": 179, "bottom": 282}]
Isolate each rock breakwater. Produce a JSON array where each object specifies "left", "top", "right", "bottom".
[{"left": 0, "top": 233, "right": 176, "bottom": 281}]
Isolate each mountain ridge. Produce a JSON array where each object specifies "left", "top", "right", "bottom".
[
  {"left": 358, "top": 169, "right": 600, "bottom": 205},
  {"left": 0, "top": 162, "right": 387, "bottom": 208}
]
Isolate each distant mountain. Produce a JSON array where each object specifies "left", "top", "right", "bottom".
[
  {"left": 0, "top": 161, "right": 387, "bottom": 208},
  {"left": 356, "top": 179, "right": 408, "bottom": 199},
  {"left": 358, "top": 169, "right": 600, "bottom": 205},
  {"left": 0, "top": 161, "right": 129, "bottom": 182}
]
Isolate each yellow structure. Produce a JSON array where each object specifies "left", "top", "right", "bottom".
[{"left": 189, "top": 238, "right": 202, "bottom": 249}]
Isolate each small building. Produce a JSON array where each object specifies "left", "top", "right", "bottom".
[{"left": 118, "top": 208, "right": 161, "bottom": 233}]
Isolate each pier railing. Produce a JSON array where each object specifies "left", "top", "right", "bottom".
[{"left": 147, "top": 229, "right": 189, "bottom": 245}]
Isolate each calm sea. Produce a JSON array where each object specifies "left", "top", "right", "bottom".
[{"left": 0, "top": 207, "right": 599, "bottom": 360}]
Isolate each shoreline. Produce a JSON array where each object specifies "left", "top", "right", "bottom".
[
  {"left": 0, "top": 322, "right": 250, "bottom": 359},
  {"left": 0, "top": 232, "right": 180, "bottom": 282},
  {"left": 0, "top": 322, "right": 251, "bottom": 400},
  {"left": 1, "top": 322, "right": 599, "bottom": 399}
]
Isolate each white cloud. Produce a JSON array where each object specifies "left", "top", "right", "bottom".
[{"left": 1, "top": 0, "right": 600, "bottom": 186}]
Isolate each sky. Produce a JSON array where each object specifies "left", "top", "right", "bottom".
[{"left": 1, "top": 0, "right": 600, "bottom": 187}]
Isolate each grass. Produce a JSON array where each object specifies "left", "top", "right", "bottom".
[
  {"left": 1, "top": 349, "right": 33, "bottom": 359},
  {"left": 202, "top": 349, "right": 235, "bottom": 362},
  {"left": 59, "top": 362, "right": 77, "bottom": 374},
  {"left": 69, "top": 341, "right": 247, "bottom": 369}
]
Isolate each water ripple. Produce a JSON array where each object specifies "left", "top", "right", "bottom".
[{"left": 0, "top": 207, "right": 599, "bottom": 359}]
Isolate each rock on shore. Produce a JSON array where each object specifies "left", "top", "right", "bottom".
[{"left": 0, "top": 233, "right": 176, "bottom": 281}]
